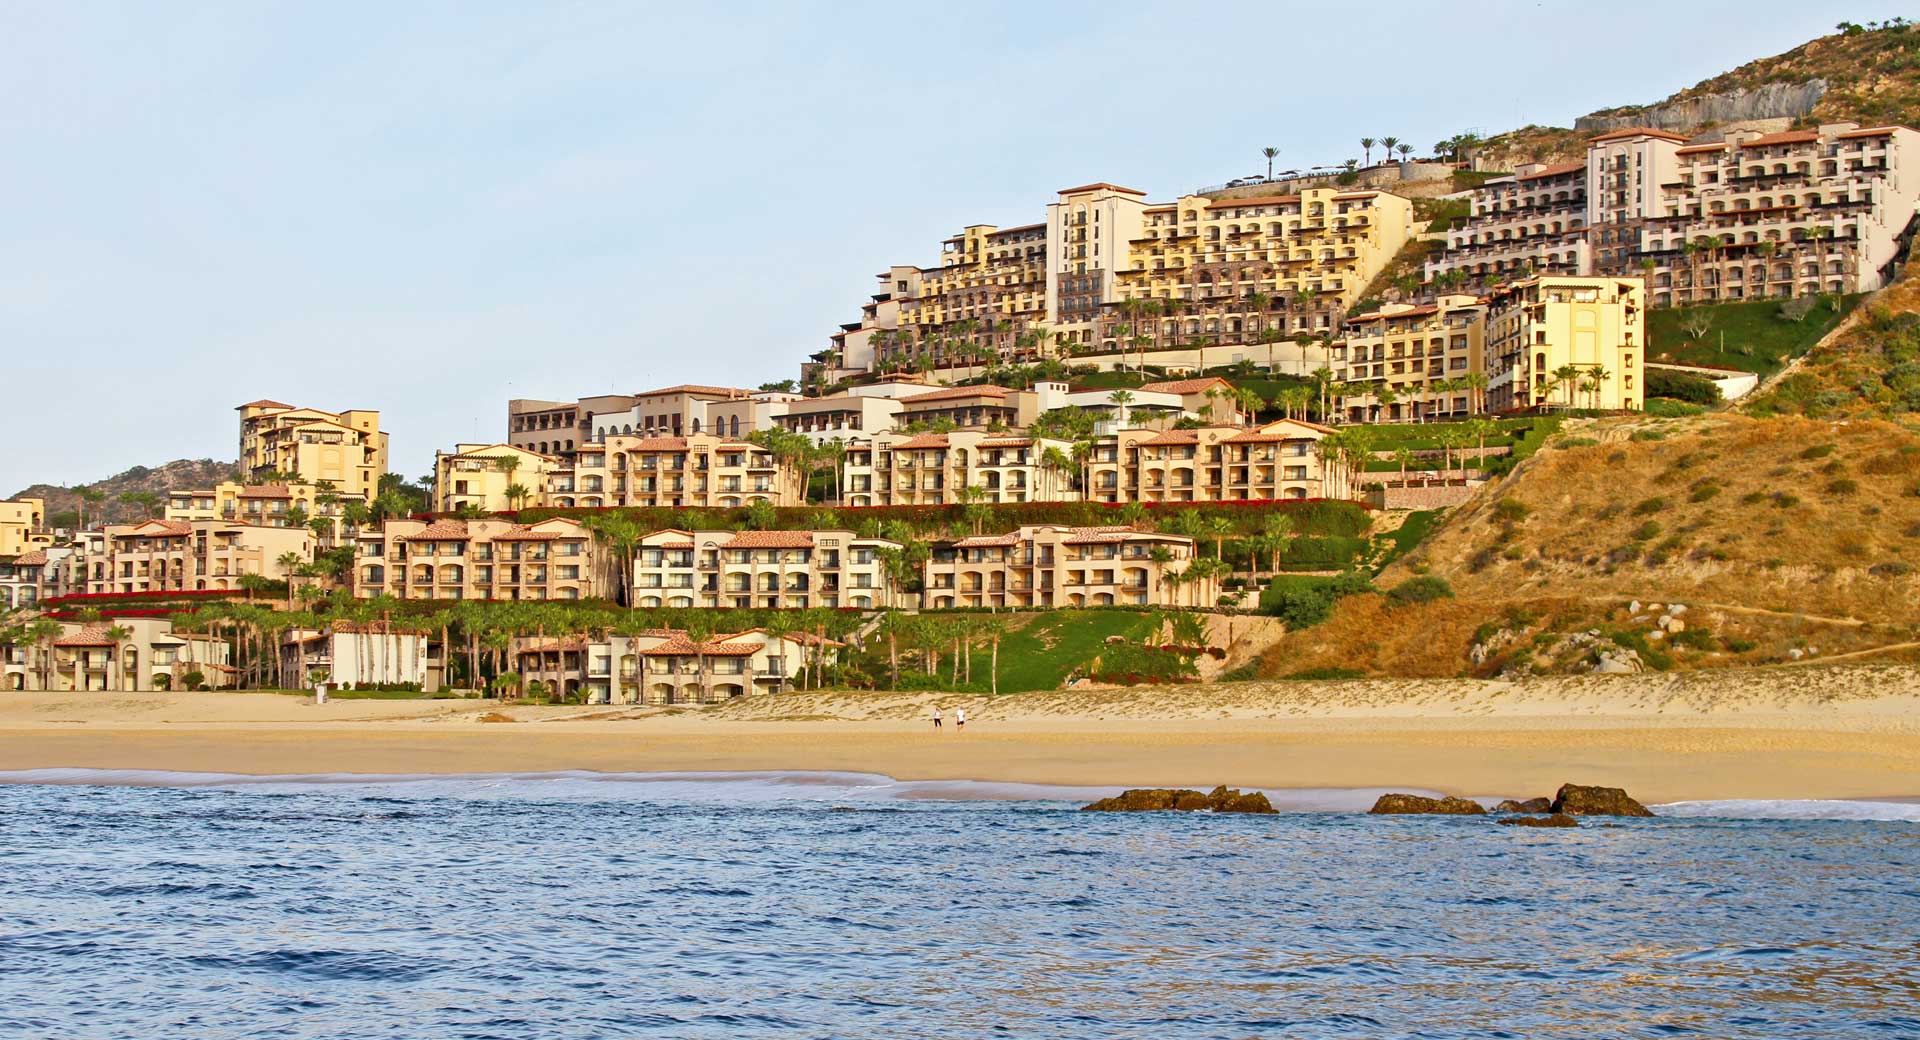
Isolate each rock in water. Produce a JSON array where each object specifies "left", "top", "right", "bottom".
[
  {"left": 1494, "top": 797, "right": 1553, "bottom": 814},
  {"left": 1551, "top": 783, "right": 1654, "bottom": 817},
  {"left": 1082, "top": 787, "right": 1276, "bottom": 814},
  {"left": 1497, "top": 813, "right": 1580, "bottom": 828},
  {"left": 1368, "top": 793, "right": 1486, "bottom": 815}
]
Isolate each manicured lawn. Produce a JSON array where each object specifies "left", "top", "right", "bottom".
[
  {"left": 1372, "top": 510, "right": 1443, "bottom": 571},
  {"left": 1648, "top": 295, "right": 1860, "bottom": 374},
  {"left": 991, "top": 610, "right": 1157, "bottom": 693}
]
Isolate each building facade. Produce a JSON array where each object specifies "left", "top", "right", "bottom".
[
  {"left": 83, "top": 519, "right": 314, "bottom": 595},
  {"left": 431, "top": 444, "right": 562, "bottom": 513},
  {"left": 1335, "top": 295, "right": 1486, "bottom": 423},
  {"left": 1083, "top": 420, "right": 1329, "bottom": 504},
  {"left": 236, "top": 401, "right": 389, "bottom": 503},
  {"left": 1484, "top": 276, "right": 1646, "bottom": 413},
  {"left": 555, "top": 434, "right": 805, "bottom": 509},
  {"left": 0, "top": 498, "right": 51, "bottom": 556},
  {"left": 353, "top": 517, "right": 605, "bottom": 601},
  {"left": 1, "top": 618, "right": 232, "bottom": 692},
  {"left": 631, "top": 528, "right": 901, "bottom": 610},
  {"left": 512, "top": 628, "right": 839, "bottom": 705},
  {"left": 923, "top": 525, "right": 1219, "bottom": 609},
  {"left": 1426, "top": 162, "right": 1591, "bottom": 282}
]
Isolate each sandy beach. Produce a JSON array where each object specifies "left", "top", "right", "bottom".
[{"left": 2, "top": 666, "right": 1918, "bottom": 803}]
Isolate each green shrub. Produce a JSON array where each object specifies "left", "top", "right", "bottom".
[
  {"left": 1493, "top": 498, "right": 1531, "bottom": 523},
  {"left": 1726, "top": 638, "right": 1758, "bottom": 653},
  {"left": 1772, "top": 492, "right": 1801, "bottom": 509},
  {"left": 1801, "top": 443, "right": 1836, "bottom": 459},
  {"left": 1632, "top": 520, "right": 1663, "bottom": 541},
  {"left": 1264, "top": 571, "right": 1374, "bottom": 628},
  {"left": 1633, "top": 497, "right": 1668, "bottom": 516},
  {"left": 1284, "top": 666, "right": 1366, "bottom": 681},
  {"left": 1828, "top": 478, "right": 1859, "bottom": 495},
  {"left": 1386, "top": 575, "right": 1454, "bottom": 605},
  {"left": 1646, "top": 369, "right": 1722, "bottom": 405},
  {"left": 1630, "top": 429, "right": 1667, "bottom": 442},
  {"left": 1689, "top": 483, "right": 1722, "bottom": 503}
]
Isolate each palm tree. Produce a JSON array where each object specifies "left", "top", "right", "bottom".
[
  {"left": 1588, "top": 365, "right": 1613, "bottom": 409},
  {"left": 28, "top": 618, "right": 61, "bottom": 689},
  {"left": 1463, "top": 371, "right": 1489, "bottom": 416},
  {"left": 1381, "top": 137, "right": 1400, "bottom": 164},
  {"left": 1360, "top": 137, "right": 1376, "bottom": 166},
  {"left": 1552, "top": 364, "right": 1582, "bottom": 409},
  {"left": 582, "top": 512, "right": 643, "bottom": 606},
  {"left": 1107, "top": 389, "right": 1136, "bottom": 428},
  {"left": 1261, "top": 146, "right": 1280, "bottom": 181},
  {"left": 1396, "top": 143, "right": 1413, "bottom": 162},
  {"left": 1394, "top": 446, "right": 1416, "bottom": 486},
  {"left": 276, "top": 551, "right": 304, "bottom": 609}
]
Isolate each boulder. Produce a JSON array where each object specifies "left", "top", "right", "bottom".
[
  {"left": 1494, "top": 797, "right": 1552, "bottom": 814},
  {"left": 1497, "top": 813, "right": 1579, "bottom": 828},
  {"left": 1368, "top": 793, "right": 1486, "bottom": 815},
  {"left": 1082, "top": 786, "right": 1276, "bottom": 814},
  {"left": 1551, "top": 783, "right": 1654, "bottom": 817},
  {"left": 1593, "top": 648, "right": 1644, "bottom": 673}
]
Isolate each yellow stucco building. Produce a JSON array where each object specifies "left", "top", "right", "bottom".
[
  {"left": 1484, "top": 276, "right": 1646, "bottom": 413},
  {"left": 237, "top": 400, "right": 389, "bottom": 503}
]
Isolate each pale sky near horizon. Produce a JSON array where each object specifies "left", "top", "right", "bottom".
[{"left": 0, "top": 1, "right": 1853, "bottom": 493}]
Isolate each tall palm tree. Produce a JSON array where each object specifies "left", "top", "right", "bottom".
[
  {"left": 1381, "top": 136, "right": 1401, "bottom": 164},
  {"left": 1360, "top": 137, "right": 1376, "bottom": 166},
  {"left": 1262, "top": 146, "right": 1280, "bottom": 181},
  {"left": 1396, "top": 143, "right": 1413, "bottom": 162},
  {"left": 1107, "top": 389, "right": 1136, "bottom": 428},
  {"left": 1552, "top": 364, "right": 1583, "bottom": 409},
  {"left": 104, "top": 624, "right": 132, "bottom": 692}
]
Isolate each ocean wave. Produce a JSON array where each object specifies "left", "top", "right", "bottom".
[{"left": 1653, "top": 798, "right": 1920, "bottom": 822}]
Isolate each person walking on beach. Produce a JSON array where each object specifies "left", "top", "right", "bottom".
[
  {"left": 931, "top": 707, "right": 942, "bottom": 729},
  {"left": 955, "top": 707, "right": 966, "bottom": 730}
]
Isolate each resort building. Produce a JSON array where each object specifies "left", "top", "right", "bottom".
[
  {"left": 839, "top": 431, "right": 1077, "bottom": 507},
  {"left": 0, "top": 498, "right": 51, "bottom": 556},
  {"left": 815, "top": 181, "right": 1414, "bottom": 385},
  {"left": 282, "top": 621, "right": 435, "bottom": 691},
  {"left": 431, "top": 444, "right": 562, "bottom": 513},
  {"left": 0, "top": 547, "right": 70, "bottom": 612},
  {"left": 1426, "top": 162, "right": 1591, "bottom": 283},
  {"left": 557, "top": 434, "right": 805, "bottom": 509},
  {"left": 353, "top": 517, "right": 606, "bottom": 602},
  {"left": 236, "top": 401, "right": 389, "bottom": 503},
  {"left": 513, "top": 627, "right": 840, "bottom": 705},
  {"left": 1427, "top": 122, "right": 1919, "bottom": 306},
  {"left": 923, "top": 525, "right": 1218, "bottom": 610},
  {"left": 1483, "top": 276, "right": 1646, "bottom": 413},
  {"left": 162, "top": 482, "right": 347, "bottom": 538},
  {"left": 1335, "top": 295, "right": 1487, "bottom": 423},
  {"left": 631, "top": 528, "right": 902, "bottom": 610},
  {"left": 771, "top": 392, "right": 905, "bottom": 443},
  {"left": 508, "top": 386, "right": 800, "bottom": 459},
  {"left": 1643, "top": 123, "right": 1920, "bottom": 306},
  {"left": 1, "top": 618, "right": 232, "bottom": 692},
  {"left": 1082, "top": 420, "right": 1330, "bottom": 503},
  {"left": 83, "top": 519, "right": 315, "bottom": 595}
]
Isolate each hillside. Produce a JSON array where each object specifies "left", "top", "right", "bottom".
[
  {"left": 1747, "top": 252, "right": 1920, "bottom": 422},
  {"left": 9, "top": 459, "right": 242, "bottom": 528},
  {"left": 1471, "top": 23, "right": 1920, "bottom": 170},
  {"left": 1256, "top": 413, "right": 1920, "bottom": 679}
]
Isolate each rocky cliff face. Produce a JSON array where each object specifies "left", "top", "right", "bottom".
[
  {"left": 1576, "top": 80, "right": 1828, "bottom": 133},
  {"left": 9, "top": 458, "right": 243, "bottom": 526}
]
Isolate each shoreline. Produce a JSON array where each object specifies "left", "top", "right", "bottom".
[{"left": 2, "top": 667, "right": 1918, "bottom": 803}]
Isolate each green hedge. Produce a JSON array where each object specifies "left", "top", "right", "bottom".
[{"left": 1280, "top": 535, "right": 1369, "bottom": 570}]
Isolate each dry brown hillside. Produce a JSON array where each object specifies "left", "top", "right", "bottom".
[{"left": 1258, "top": 414, "right": 1920, "bottom": 679}]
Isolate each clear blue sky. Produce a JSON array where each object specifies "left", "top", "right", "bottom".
[{"left": 0, "top": 1, "right": 1850, "bottom": 493}]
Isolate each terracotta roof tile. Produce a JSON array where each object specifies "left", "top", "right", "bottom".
[
  {"left": 330, "top": 620, "right": 429, "bottom": 635},
  {"left": 1739, "top": 130, "right": 1820, "bottom": 148},
  {"left": 1138, "top": 430, "right": 1200, "bottom": 446},
  {"left": 891, "top": 434, "right": 951, "bottom": 450},
  {"left": 236, "top": 399, "right": 294, "bottom": 409},
  {"left": 726, "top": 530, "right": 814, "bottom": 549},
  {"left": 54, "top": 626, "right": 116, "bottom": 647},
  {"left": 1675, "top": 143, "right": 1729, "bottom": 155},
  {"left": 952, "top": 534, "right": 1019, "bottom": 548},
  {"left": 901, "top": 385, "right": 1012, "bottom": 403},
  {"left": 12, "top": 550, "right": 48, "bottom": 565},
  {"left": 518, "top": 636, "right": 587, "bottom": 652},
  {"left": 124, "top": 520, "right": 195, "bottom": 537},
  {"left": 619, "top": 437, "right": 691, "bottom": 451},
  {"left": 1515, "top": 162, "right": 1586, "bottom": 182},
  {"left": 236, "top": 485, "right": 295, "bottom": 499},
  {"left": 638, "top": 633, "right": 759, "bottom": 657},
  {"left": 1588, "top": 127, "right": 1688, "bottom": 144},
  {"left": 410, "top": 520, "right": 471, "bottom": 539}
]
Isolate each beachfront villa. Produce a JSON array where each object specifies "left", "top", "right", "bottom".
[
  {"left": 513, "top": 627, "right": 841, "bottom": 704},
  {"left": 0, "top": 618, "right": 232, "bottom": 692}
]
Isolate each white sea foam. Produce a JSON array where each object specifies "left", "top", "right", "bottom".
[{"left": 1653, "top": 798, "right": 1920, "bottom": 822}]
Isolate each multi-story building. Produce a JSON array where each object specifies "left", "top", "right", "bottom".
[
  {"left": 1, "top": 618, "right": 232, "bottom": 692},
  {"left": 555, "top": 434, "right": 805, "bottom": 509},
  {"left": 1643, "top": 123, "right": 1920, "bottom": 306},
  {"left": 630, "top": 528, "right": 902, "bottom": 610},
  {"left": 1427, "top": 122, "right": 1917, "bottom": 307},
  {"left": 771, "top": 392, "right": 906, "bottom": 443},
  {"left": 0, "top": 547, "right": 71, "bottom": 612},
  {"left": 923, "top": 525, "right": 1218, "bottom": 610},
  {"left": 236, "top": 401, "right": 389, "bottom": 503},
  {"left": 839, "top": 431, "right": 1077, "bottom": 507},
  {"left": 1335, "top": 295, "right": 1486, "bottom": 423},
  {"left": 431, "top": 444, "right": 562, "bottom": 513},
  {"left": 0, "top": 498, "right": 51, "bottom": 556},
  {"left": 1426, "top": 162, "right": 1591, "bottom": 282},
  {"left": 163, "top": 482, "right": 347, "bottom": 536},
  {"left": 512, "top": 627, "right": 840, "bottom": 705},
  {"left": 818, "top": 181, "right": 1413, "bottom": 385},
  {"left": 353, "top": 517, "right": 605, "bottom": 602},
  {"left": 282, "top": 621, "right": 435, "bottom": 691},
  {"left": 507, "top": 386, "right": 798, "bottom": 460},
  {"left": 1082, "top": 420, "right": 1330, "bottom": 504},
  {"left": 84, "top": 519, "right": 314, "bottom": 595},
  {"left": 1484, "top": 276, "right": 1646, "bottom": 413}
]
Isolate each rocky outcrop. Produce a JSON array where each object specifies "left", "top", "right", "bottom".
[
  {"left": 1551, "top": 783, "right": 1654, "bottom": 817},
  {"left": 1368, "top": 794, "right": 1486, "bottom": 815},
  {"left": 1494, "top": 797, "right": 1553, "bottom": 814},
  {"left": 1082, "top": 785, "right": 1276, "bottom": 814},
  {"left": 1575, "top": 80, "right": 1826, "bottom": 133},
  {"left": 1497, "top": 813, "right": 1579, "bottom": 828}
]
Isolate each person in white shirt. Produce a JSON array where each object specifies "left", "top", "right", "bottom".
[
  {"left": 931, "top": 708, "right": 942, "bottom": 729},
  {"left": 955, "top": 707, "right": 966, "bottom": 729}
]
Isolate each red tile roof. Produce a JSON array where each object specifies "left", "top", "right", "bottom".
[
  {"left": 54, "top": 626, "right": 116, "bottom": 647},
  {"left": 638, "top": 633, "right": 759, "bottom": 657},
  {"left": 1837, "top": 125, "right": 1911, "bottom": 139},
  {"left": 1675, "top": 143, "right": 1729, "bottom": 155},
  {"left": 330, "top": 620, "right": 429, "bottom": 636},
  {"left": 1516, "top": 162, "right": 1586, "bottom": 181},
  {"left": 1138, "top": 377, "right": 1234, "bottom": 395},
  {"left": 891, "top": 434, "right": 951, "bottom": 450},
  {"left": 726, "top": 530, "right": 814, "bottom": 549},
  {"left": 620, "top": 437, "right": 691, "bottom": 451},
  {"left": 236, "top": 485, "right": 295, "bottom": 499},
  {"left": 952, "top": 533, "right": 1019, "bottom": 548},
  {"left": 1057, "top": 182, "right": 1146, "bottom": 196},
  {"left": 124, "top": 520, "right": 194, "bottom": 537},
  {"left": 12, "top": 550, "right": 48, "bottom": 565},
  {"left": 411, "top": 520, "right": 471, "bottom": 539},
  {"left": 1739, "top": 130, "right": 1820, "bottom": 149},
  {"left": 637, "top": 384, "right": 754, "bottom": 398},
  {"left": 1138, "top": 430, "right": 1200, "bottom": 446},
  {"left": 236, "top": 399, "right": 294, "bottom": 410},
  {"left": 517, "top": 637, "right": 587, "bottom": 652},
  {"left": 1588, "top": 127, "right": 1688, "bottom": 144},
  {"left": 902, "top": 385, "right": 1012, "bottom": 403},
  {"left": 712, "top": 627, "right": 846, "bottom": 648}
]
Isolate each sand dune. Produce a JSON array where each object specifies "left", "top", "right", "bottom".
[{"left": 2, "top": 667, "right": 1917, "bottom": 803}]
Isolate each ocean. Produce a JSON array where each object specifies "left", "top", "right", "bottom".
[{"left": 0, "top": 770, "right": 1915, "bottom": 1038}]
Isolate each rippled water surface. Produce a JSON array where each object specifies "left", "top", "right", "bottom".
[{"left": 1, "top": 771, "right": 1917, "bottom": 1038}]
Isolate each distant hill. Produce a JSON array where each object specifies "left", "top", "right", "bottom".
[
  {"left": 10, "top": 459, "right": 242, "bottom": 528},
  {"left": 1474, "top": 23, "right": 1920, "bottom": 169}
]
